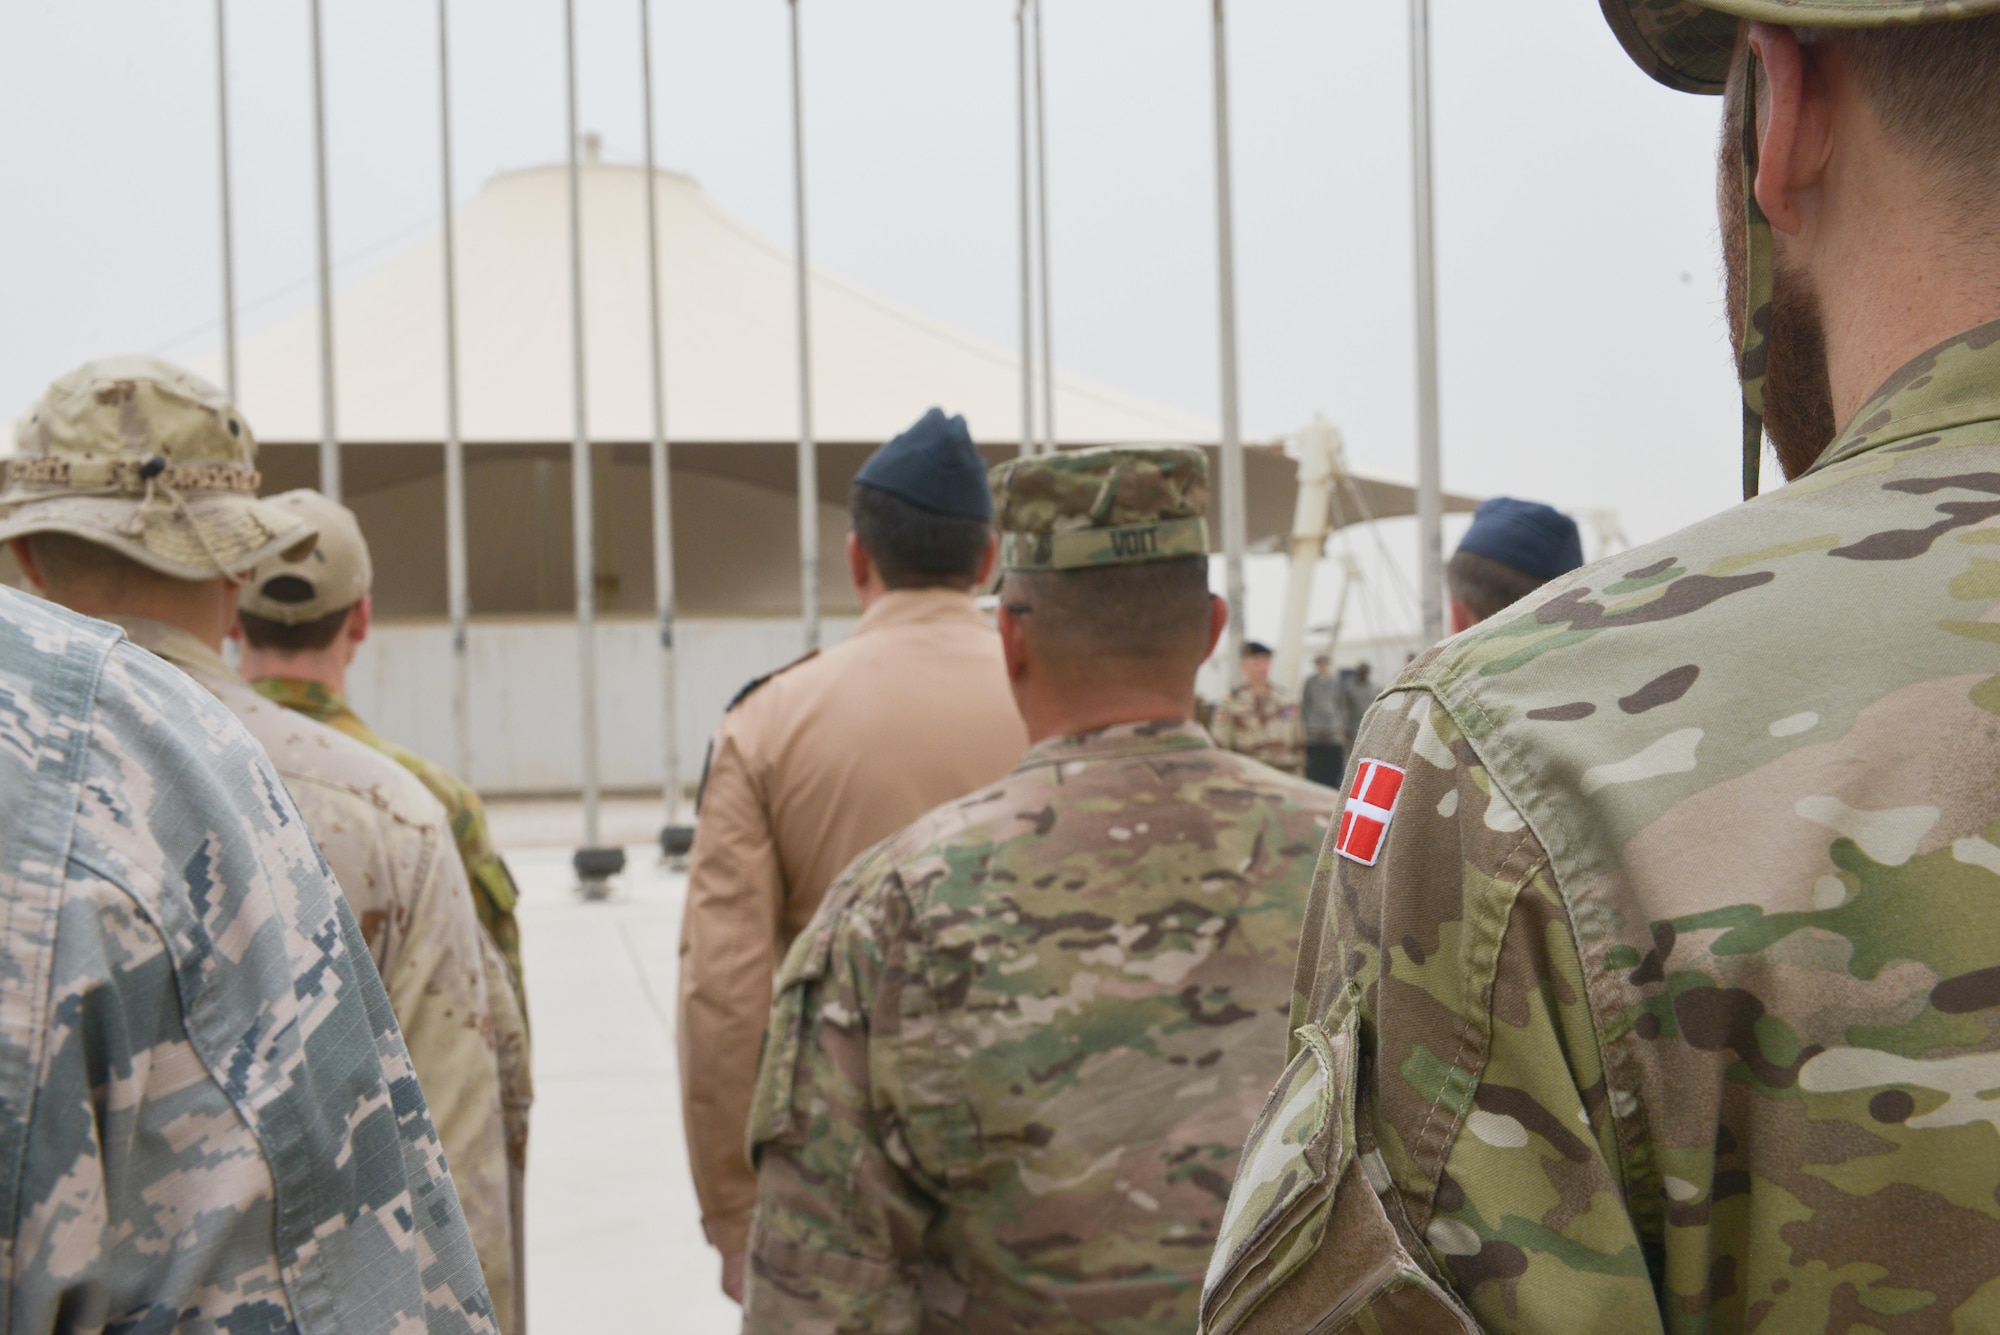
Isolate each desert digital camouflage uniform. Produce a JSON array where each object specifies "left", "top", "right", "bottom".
[
  {"left": 0, "top": 585, "right": 495, "bottom": 1333},
  {"left": 1201, "top": 322, "right": 2000, "bottom": 1333},
  {"left": 1210, "top": 683, "right": 1306, "bottom": 776},
  {"left": 0, "top": 357, "right": 522, "bottom": 1334},
  {"left": 743, "top": 445, "right": 1340, "bottom": 1334},
  {"left": 251, "top": 675, "right": 534, "bottom": 1327}
]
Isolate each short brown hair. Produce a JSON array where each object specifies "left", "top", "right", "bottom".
[
  {"left": 1446, "top": 548, "right": 1547, "bottom": 624},
  {"left": 24, "top": 531, "right": 177, "bottom": 599},
  {"left": 1828, "top": 18, "right": 2000, "bottom": 214},
  {"left": 1004, "top": 556, "right": 1213, "bottom": 665}
]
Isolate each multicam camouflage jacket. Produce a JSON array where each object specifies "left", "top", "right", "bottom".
[
  {"left": 111, "top": 618, "right": 522, "bottom": 1335},
  {"left": 1202, "top": 319, "right": 2000, "bottom": 1334},
  {"left": 743, "top": 720, "right": 1339, "bottom": 1334},
  {"left": 0, "top": 588, "right": 494, "bottom": 1333},
  {"left": 1210, "top": 685, "right": 1307, "bottom": 777}
]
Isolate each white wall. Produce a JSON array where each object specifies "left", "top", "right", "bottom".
[{"left": 346, "top": 615, "right": 856, "bottom": 796}]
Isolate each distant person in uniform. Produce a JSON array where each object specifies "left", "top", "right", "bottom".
[
  {"left": 1203, "top": 7, "right": 2000, "bottom": 1332},
  {"left": 1209, "top": 640, "right": 1304, "bottom": 774},
  {"left": 1300, "top": 652, "right": 1345, "bottom": 786},
  {"left": 741, "top": 445, "right": 1339, "bottom": 1333},
  {"left": 678, "top": 407, "right": 1028, "bottom": 1302},
  {"left": 234, "top": 487, "right": 534, "bottom": 1331},
  {"left": 1445, "top": 495, "right": 1585, "bottom": 632},
  {"left": 0, "top": 584, "right": 495, "bottom": 1332},
  {"left": 1336, "top": 660, "right": 1378, "bottom": 754},
  {"left": 0, "top": 357, "right": 524, "bottom": 1335}
]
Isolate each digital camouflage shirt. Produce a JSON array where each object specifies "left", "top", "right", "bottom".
[
  {"left": 1209, "top": 685, "right": 1307, "bottom": 777},
  {"left": 743, "top": 720, "right": 1338, "bottom": 1334},
  {"left": 0, "top": 588, "right": 494, "bottom": 1333},
  {"left": 1202, "top": 320, "right": 2000, "bottom": 1334}
]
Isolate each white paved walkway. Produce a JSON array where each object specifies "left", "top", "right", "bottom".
[{"left": 507, "top": 838, "right": 739, "bottom": 1335}]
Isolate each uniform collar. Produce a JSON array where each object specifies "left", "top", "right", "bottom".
[
  {"left": 1808, "top": 317, "right": 2000, "bottom": 475},
  {"left": 1014, "top": 718, "right": 1212, "bottom": 772},
  {"left": 104, "top": 614, "right": 234, "bottom": 683},
  {"left": 851, "top": 586, "right": 987, "bottom": 639},
  {"left": 250, "top": 675, "right": 358, "bottom": 728}
]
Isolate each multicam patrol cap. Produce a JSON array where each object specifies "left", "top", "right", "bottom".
[
  {"left": 0, "top": 356, "right": 313, "bottom": 581},
  {"left": 238, "top": 489, "right": 373, "bottom": 624},
  {"left": 989, "top": 445, "right": 1208, "bottom": 572},
  {"left": 1601, "top": 0, "right": 2000, "bottom": 94}
]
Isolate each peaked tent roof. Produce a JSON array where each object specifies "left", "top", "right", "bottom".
[{"left": 192, "top": 163, "right": 1220, "bottom": 447}]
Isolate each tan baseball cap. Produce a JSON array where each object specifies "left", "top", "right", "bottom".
[
  {"left": 0, "top": 355, "right": 315, "bottom": 580},
  {"left": 238, "top": 489, "right": 373, "bottom": 625}
]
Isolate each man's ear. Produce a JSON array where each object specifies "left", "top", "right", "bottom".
[
  {"left": 1205, "top": 594, "right": 1230, "bottom": 659},
  {"left": 1747, "top": 22, "right": 1834, "bottom": 238},
  {"left": 975, "top": 532, "right": 1000, "bottom": 589},
  {"left": 997, "top": 601, "right": 1031, "bottom": 682},
  {"left": 1449, "top": 598, "right": 1478, "bottom": 635},
  {"left": 10, "top": 538, "right": 44, "bottom": 592},
  {"left": 347, "top": 594, "right": 372, "bottom": 647},
  {"left": 846, "top": 531, "right": 872, "bottom": 593}
]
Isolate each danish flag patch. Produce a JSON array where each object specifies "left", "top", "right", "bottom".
[{"left": 1336, "top": 760, "right": 1406, "bottom": 867}]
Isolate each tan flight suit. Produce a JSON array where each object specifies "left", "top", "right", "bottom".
[
  {"left": 677, "top": 586, "right": 1028, "bottom": 1256},
  {"left": 113, "top": 616, "right": 522, "bottom": 1335}
]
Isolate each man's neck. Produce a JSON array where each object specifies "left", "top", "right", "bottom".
[
  {"left": 60, "top": 593, "right": 232, "bottom": 654},
  {"left": 238, "top": 649, "right": 346, "bottom": 694},
  {"left": 1017, "top": 687, "right": 1193, "bottom": 746},
  {"left": 1811, "top": 160, "right": 2000, "bottom": 427}
]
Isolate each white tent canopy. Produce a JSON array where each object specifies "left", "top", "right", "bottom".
[{"left": 195, "top": 163, "right": 1219, "bottom": 449}]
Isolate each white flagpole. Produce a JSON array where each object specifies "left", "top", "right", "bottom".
[
  {"left": 1410, "top": 0, "right": 1445, "bottom": 645},
  {"left": 1211, "top": 0, "right": 1248, "bottom": 678},
  {"left": 309, "top": 0, "right": 340, "bottom": 498},
  {"left": 437, "top": 0, "right": 472, "bottom": 781},
  {"left": 214, "top": 0, "right": 239, "bottom": 400},
  {"left": 788, "top": 0, "right": 820, "bottom": 653},
  {"left": 1032, "top": 0, "right": 1056, "bottom": 452},
  {"left": 562, "top": 0, "right": 603, "bottom": 849},
  {"left": 640, "top": 0, "right": 681, "bottom": 821}
]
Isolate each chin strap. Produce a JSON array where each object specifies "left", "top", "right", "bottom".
[{"left": 1739, "top": 52, "right": 1772, "bottom": 502}]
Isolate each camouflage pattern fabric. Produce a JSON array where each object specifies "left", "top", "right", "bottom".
[
  {"left": 743, "top": 720, "right": 1338, "bottom": 1334},
  {"left": 112, "top": 617, "right": 523, "bottom": 1335},
  {"left": 990, "top": 445, "right": 1210, "bottom": 571},
  {"left": 0, "top": 587, "right": 494, "bottom": 1332},
  {"left": 250, "top": 676, "right": 527, "bottom": 1013},
  {"left": 1600, "top": 0, "right": 2000, "bottom": 95},
  {"left": 1209, "top": 684, "right": 1307, "bottom": 777},
  {"left": 1203, "top": 319, "right": 2000, "bottom": 1333},
  {"left": 252, "top": 675, "right": 533, "bottom": 1334}
]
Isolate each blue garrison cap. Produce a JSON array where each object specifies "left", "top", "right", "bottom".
[
  {"left": 1456, "top": 497, "right": 1584, "bottom": 582},
  {"left": 854, "top": 408, "right": 992, "bottom": 521}
]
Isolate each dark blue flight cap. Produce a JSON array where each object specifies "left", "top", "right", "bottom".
[
  {"left": 854, "top": 408, "right": 992, "bottom": 521},
  {"left": 1456, "top": 497, "right": 1584, "bottom": 582}
]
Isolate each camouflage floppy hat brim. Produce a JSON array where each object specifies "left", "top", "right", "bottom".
[
  {"left": 0, "top": 493, "right": 316, "bottom": 582},
  {"left": 1602, "top": 0, "right": 2000, "bottom": 94}
]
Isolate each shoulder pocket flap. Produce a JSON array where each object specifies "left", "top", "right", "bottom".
[{"left": 745, "top": 913, "right": 843, "bottom": 1161}]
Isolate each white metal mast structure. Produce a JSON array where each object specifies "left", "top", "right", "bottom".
[
  {"left": 1210, "top": 0, "right": 1249, "bottom": 678},
  {"left": 1032, "top": 0, "right": 1056, "bottom": 453},
  {"left": 640, "top": 0, "right": 683, "bottom": 825},
  {"left": 1016, "top": 2, "right": 1036, "bottom": 456},
  {"left": 213, "top": 0, "right": 238, "bottom": 399},
  {"left": 1410, "top": 0, "right": 1445, "bottom": 644},
  {"left": 436, "top": 0, "right": 473, "bottom": 780},
  {"left": 788, "top": 0, "right": 821, "bottom": 653},
  {"left": 309, "top": 0, "right": 340, "bottom": 498}
]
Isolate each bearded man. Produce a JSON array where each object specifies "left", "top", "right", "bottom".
[{"left": 1202, "top": 6, "right": 2000, "bottom": 1332}]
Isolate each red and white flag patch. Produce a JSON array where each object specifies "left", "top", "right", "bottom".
[{"left": 1336, "top": 760, "right": 1406, "bottom": 866}]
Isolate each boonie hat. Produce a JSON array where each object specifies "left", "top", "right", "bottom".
[
  {"left": 855, "top": 408, "right": 993, "bottom": 521},
  {"left": 239, "top": 489, "right": 373, "bottom": 625},
  {"left": 989, "top": 445, "right": 1209, "bottom": 572},
  {"left": 0, "top": 356, "right": 314, "bottom": 581},
  {"left": 1456, "top": 497, "right": 1584, "bottom": 583},
  {"left": 1600, "top": 0, "right": 2000, "bottom": 95}
]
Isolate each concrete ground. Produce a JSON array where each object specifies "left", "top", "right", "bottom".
[{"left": 499, "top": 802, "right": 739, "bottom": 1334}]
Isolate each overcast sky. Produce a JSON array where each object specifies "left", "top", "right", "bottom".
[{"left": 0, "top": 0, "right": 1740, "bottom": 644}]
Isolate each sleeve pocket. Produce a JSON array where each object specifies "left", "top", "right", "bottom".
[
  {"left": 1200, "top": 985, "right": 1478, "bottom": 1335},
  {"left": 744, "top": 914, "right": 840, "bottom": 1164}
]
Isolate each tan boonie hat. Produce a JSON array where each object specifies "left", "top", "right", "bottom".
[
  {"left": 238, "top": 489, "right": 373, "bottom": 624},
  {"left": 989, "top": 445, "right": 1209, "bottom": 572},
  {"left": 0, "top": 355, "right": 314, "bottom": 581},
  {"left": 1601, "top": 0, "right": 2000, "bottom": 95}
]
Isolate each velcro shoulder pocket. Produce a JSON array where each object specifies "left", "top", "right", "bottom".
[
  {"left": 744, "top": 911, "right": 842, "bottom": 1162},
  {"left": 1201, "top": 985, "right": 1478, "bottom": 1335}
]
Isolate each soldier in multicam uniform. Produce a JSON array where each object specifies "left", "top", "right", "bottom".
[
  {"left": 233, "top": 488, "right": 533, "bottom": 1335},
  {"left": 1203, "top": 5, "right": 2000, "bottom": 1333},
  {"left": 0, "top": 356, "right": 523, "bottom": 1334},
  {"left": 0, "top": 584, "right": 494, "bottom": 1332},
  {"left": 742, "top": 446, "right": 1339, "bottom": 1333},
  {"left": 1210, "top": 640, "right": 1306, "bottom": 775}
]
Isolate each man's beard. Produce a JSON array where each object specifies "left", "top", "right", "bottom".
[{"left": 1719, "top": 75, "right": 1838, "bottom": 480}]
